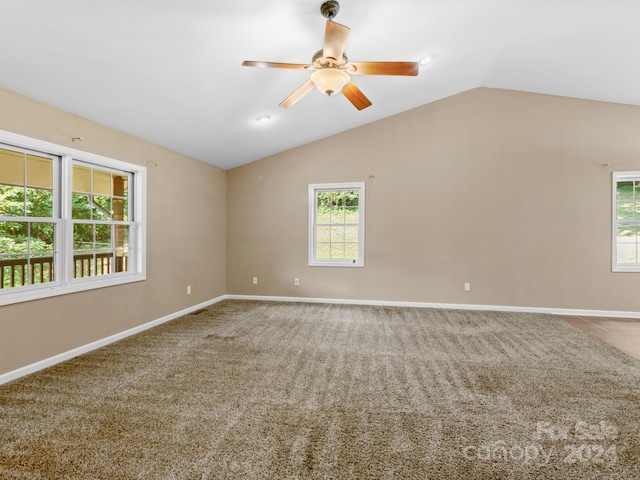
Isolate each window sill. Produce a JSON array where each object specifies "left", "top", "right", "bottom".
[
  {"left": 0, "top": 273, "right": 146, "bottom": 307},
  {"left": 309, "top": 261, "right": 365, "bottom": 267}
]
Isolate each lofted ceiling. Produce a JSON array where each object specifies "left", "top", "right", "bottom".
[{"left": 1, "top": 0, "right": 639, "bottom": 170}]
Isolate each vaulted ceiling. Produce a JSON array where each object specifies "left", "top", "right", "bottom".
[{"left": 2, "top": 0, "right": 639, "bottom": 169}]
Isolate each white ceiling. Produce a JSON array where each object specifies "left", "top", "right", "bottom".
[{"left": 1, "top": 0, "right": 639, "bottom": 170}]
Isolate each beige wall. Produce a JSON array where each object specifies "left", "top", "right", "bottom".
[
  {"left": 227, "top": 88, "right": 640, "bottom": 312},
  {"left": 4, "top": 86, "right": 640, "bottom": 377},
  {"left": 0, "top": 88, "right": 227, "bottom": 375}
]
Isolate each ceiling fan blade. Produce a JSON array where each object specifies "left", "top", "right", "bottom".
[
  {"left": 242, "top": 61, "right": 310, "bottom": 70},
  {"left": 279, "top": 79, "right": 315, "bottom": 108},
  {"left": 349, "top": 61, "right": 419, "bottom": 76},
  {"left": 323, "top": 21, "right": 350, "bottom": 61},
  {"left": 342, "top": 81, "right": 372, "bottom": 110}
]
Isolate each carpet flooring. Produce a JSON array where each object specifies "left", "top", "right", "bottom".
[{"left": 1, "top": 300, "right": 639, "bottom": 479}]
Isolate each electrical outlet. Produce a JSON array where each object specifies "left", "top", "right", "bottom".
[
  {"left": 253, "top": 277, "right": 258, "bottom": 285},
  {"left": 464, "top": 283, "right": 471, "bottom": 292},
  {"left": 294, "top": 278, "right": 300, "bottom": 286},
  {"left": 187, "top": 285, "right": 191, "bottom": 295}
]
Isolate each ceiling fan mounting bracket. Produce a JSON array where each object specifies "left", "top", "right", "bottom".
[{"left": 320, "top": 0, "right": 340, "bottom": 20}]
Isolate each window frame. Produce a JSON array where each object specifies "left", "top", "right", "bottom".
[
  {"left": 308, "top": 182, "right": 365, "bottom": 267},
  {"left": 0, "top": 128, "right": 146, "bottom": 306},
  {"left": 612, "top": 171, "right": 640, "bottom": 272}
]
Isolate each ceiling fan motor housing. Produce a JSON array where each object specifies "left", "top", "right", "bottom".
[{"left": 320, "top": 0, "right": 340, "bottom": 20}]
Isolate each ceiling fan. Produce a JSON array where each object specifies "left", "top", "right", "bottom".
[{"left": 242, "top": 0, "right": 419, "bottom": 111}]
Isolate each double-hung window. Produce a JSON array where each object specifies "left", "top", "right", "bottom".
[
  {"left": 309, "top": 182, "right": 364, "bottom": 267},
  {"left": 0, "top": 145, "right": 58, "bottom": 290},
  {"left": 71, "top": 162, "right": 132, "bottom": 278},
  {"left": 613, "top": 171, "right": 640, "bottom": 272},
  {"left": 0, "top": 129, "right": 146, "bottom": 305}
]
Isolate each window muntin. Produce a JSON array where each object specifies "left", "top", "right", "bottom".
[
  {"left": 309, "top": 182, "right": 364, "bottom": 267},
  {"left": 0, "top": 129, "right": 146, "bottom": 305},
  {"left": 613, "top": 172, "right": 640, "bottom": 272}
]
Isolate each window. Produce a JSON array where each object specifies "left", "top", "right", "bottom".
[
  {"left": 72, "top": 162, "right": 132, "bottom": 278},
  {"left": 0, "top": 146, "right": 57, "bottom": 289},
  {"left": 613, "top": 171, "right": 640, "bottom": 272},
  {"left": 0, "top": 129, "right": 146, "bottom": 305},
  {"left": 309, "top": 182, "right": 364, "bottom": 267}
]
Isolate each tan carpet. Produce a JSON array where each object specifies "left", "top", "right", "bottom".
[{"left": 1, "top": 300, "right": 639, "bottom": 479}]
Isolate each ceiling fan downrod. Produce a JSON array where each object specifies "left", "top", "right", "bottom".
[{"left": 320, "top": 0, "right": 340, "bottom": 20}]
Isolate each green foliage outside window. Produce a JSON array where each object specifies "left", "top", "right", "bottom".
[{"left": 0, "top": 185, "right": 54, "bottom": 253}]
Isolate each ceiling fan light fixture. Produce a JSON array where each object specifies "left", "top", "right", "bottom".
[{"left": 311, "top": 68, "right": 350, "bottom": 96}]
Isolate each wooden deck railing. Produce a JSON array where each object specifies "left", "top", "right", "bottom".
[{"left": 0, "top": 253, "right": 127, "bottom": 288}]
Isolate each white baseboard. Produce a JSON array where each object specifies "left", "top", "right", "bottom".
[
  {"left": 0, "top": 295, "right": 227, "bottom": 386},
  {"left": 3, "top": 293, "right": 638, "bottom": 386},
  {"left": 225, "top": 294, "right": 640, "bottom": 319}
]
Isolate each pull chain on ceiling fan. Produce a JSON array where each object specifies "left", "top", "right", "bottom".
[{"left": 242, "top": 0, "right": 419, "bottom": 110}]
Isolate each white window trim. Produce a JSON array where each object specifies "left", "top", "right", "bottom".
[
  {"left": 308, "top": 182, "right": 365, "bottom": 267},
  {"left": 0, "top": 129, "right": 147, "bottom": 306},
  {"left": 612, "top": 171, "right": 640, "bottom": 272}
]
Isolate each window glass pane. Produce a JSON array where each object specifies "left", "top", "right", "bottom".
[
  {"left": 72, "top": 165, "right": 91, "bottom": 193},
  {"left": 72, "top": 193, "right": 91, "bottom": 220},
  {"left": 316, "top": 242, "right": 330, "bottom": 259},
  {"left": 330, "top": 207, "right": 345, "bottom": 224},
  {"left": 617, "top": 223, "right": 636, "bottom": 240},
  {"left": 30, "top": 222, "right": 55, "bottom": 253},
  {"left": 26, "top": 188, "right": 53, "bottom": 218},
  {"left": 92, "top": 169, "right": 111, "bottom": 195},
  {"left": 317, "top": 210, "right": 331, "bottom": 224},
  {"left": 26, "top": 155, "right": 53, "bottom": 188},
  {"left": 345, "top": 190, "right": 359, "bottom": 207},
  {"left": 30, "top": 261, "right": 54, "bottom": 285},
  {"left": 616, "top": 181, "right": 634, "bottom": 220},
  {"left": 616, "top": 223, "right": 638, "bottom": 264},
  {"left": 74, "top": 224, "right": 94, "bottom": 251},
  {"left": 316, "top": 192, "right": 331, "bottom": 224},
  {"left": 0, "top": 221, "right": 27, "bottom": 257},
  {"left": 113, "top": 198, "right": 128, "bottom": 221},
  {"left": 74, "top": 252, "right": 95, "bottom": 278},
  {"left": 115, "top": 225, "right": 129, "bottom": 273},
  {"left": 330, "top": 226, "right": 344, "bottom": 242},
  {"left": 1, "top": 222, "right": 25, "bottom": 288},
  {"left": 95, "top": 224, "right": 112, "bottom": 250},
  {"left": 93, "top": 195, "right": 112, "bottom": 220},
  {"left": 113, "top": 174, "right": 128, "bottom": 198},
  {"left": 0, "top": 148, "right": 24, "bottom": 185},
  {"left": 316, "top": 226, "right": 331, "bottom": 243},
  {"left": 330, "top": 243, "right": 345, "bottom": 259},
  {"left": 0, "top": 185, "right": 25, "bottom": 216},
  {"left": 30, "top": 222, "right": 55, "bottom": 285},
  {"left": 94, "top": 252, "right": 113, "bottom": 276},
  {"left": 345, "top": 242, "right": 359, "bottom": 259},
  {"left": 73, "top": 221, "right": 96, "bottom": 279},
  {"left": 345, "top": 207, "right": 359, "bottom": 224},
  {"left": 345, "top": 226, "right": 359, "bottom": 242}
]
